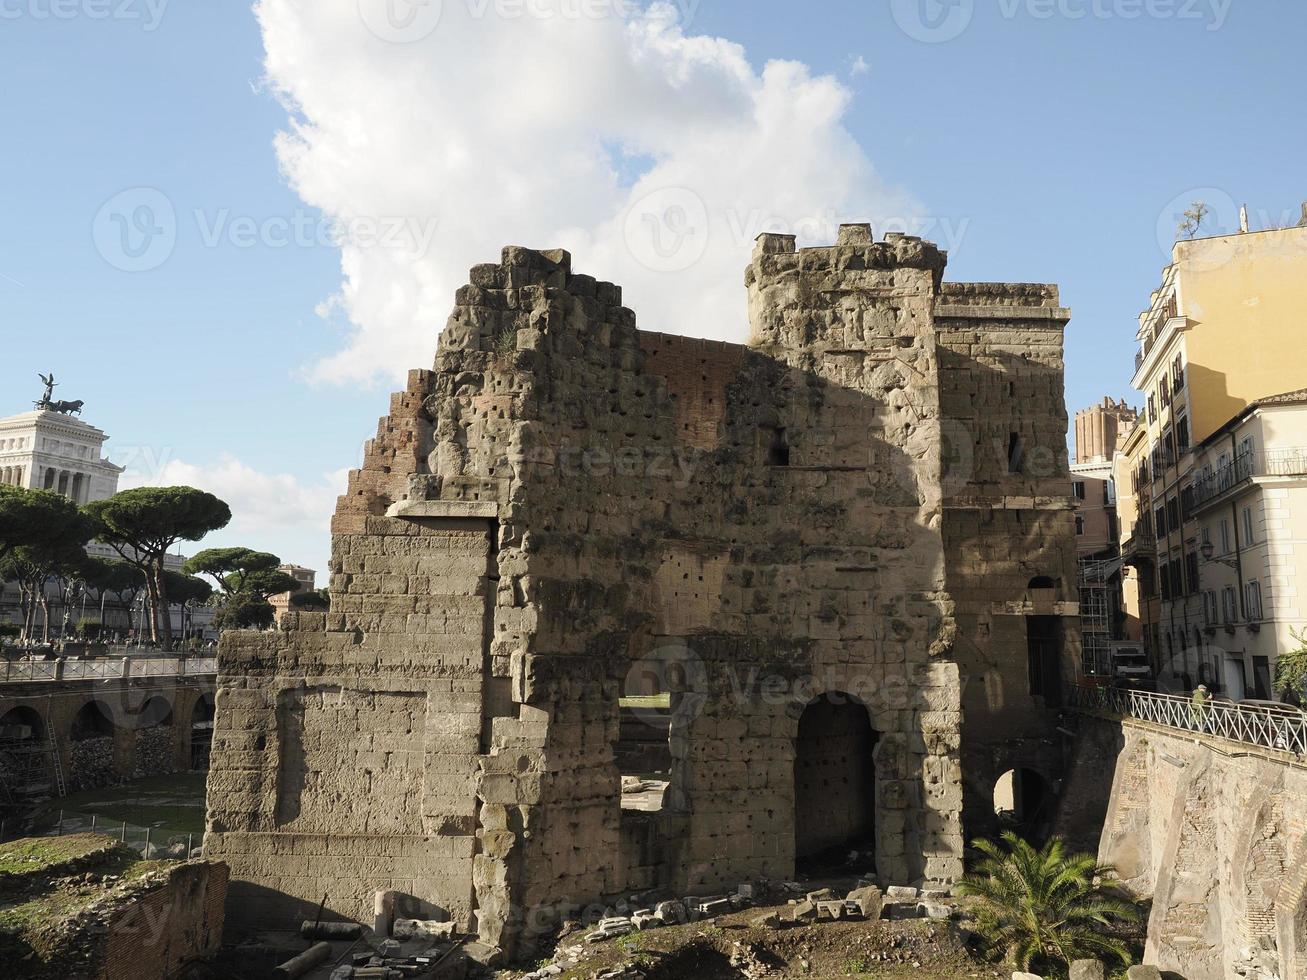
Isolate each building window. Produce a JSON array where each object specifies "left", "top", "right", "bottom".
[
  {"left": 1075, "top": 516, "right": 1085, "bottom": 536},
  {"left": 1072, "top": 481, "right": 1086, "bottom": 500},
  {"left": 1242, "top": 505, "right": 1256, "bottom": 545},
  {"left": 1155, "top": 505, "right": 1167, "bottom": 538},
  {"left": 1220, "top": 518, "right": 1230, "bottom": 554},
  {"left": 1172, "top": 353, "right": 1185, "bottom": 390},
  {"left": 1166, "top": 497, "right": 1180, "bottom": 532},
  {"left": 1160, "top": 376, "right": 1171, "bottom": 406},
  {"left": 1203, "top": 590, "right": 1218, "bottom": 625},
  {"left": 1147, "top": 394, "right": 1156, "bottom": 423},
  {"left": 1159, "top": 564, "right": 1171, "bottom": 601},
  {"left": 1245, "top": 580, "right": 1263, "bottom": 621},
  {"left": 1185, "top": 551, "right": 1200, "bottom": 595},
  {"left": 1176, "top": 416, "right": 1190, "bottom": 452},
  {"left": 1163, "top": 430, "right": 1176, "bottom": 468},
  {"left": 1180, "top": 485, "right": 1194, "bottom": 522},
  {"left": 1221, "top": 586, "right": 1238, "bottom": 623}
]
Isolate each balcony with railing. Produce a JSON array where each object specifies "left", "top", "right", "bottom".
[{"left": 1192, "top": 448, "right": 1307, "bottom": 510}]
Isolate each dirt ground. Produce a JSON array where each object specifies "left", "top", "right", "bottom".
[{"left": 496, "top": 899, "right": 1002, "bottom": 980}]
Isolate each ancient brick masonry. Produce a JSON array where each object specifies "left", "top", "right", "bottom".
[{"left": 205, "top": 224, "right": 1079, "bottom": 957}]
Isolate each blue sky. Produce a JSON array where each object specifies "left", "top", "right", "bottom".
[{"left": 1, "top": 0, "right": 1302, "bottom": 573}]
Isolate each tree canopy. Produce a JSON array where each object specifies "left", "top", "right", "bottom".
[
  {"left": 213, "top": 592, "right": 277, "bottom": 631},
  {"left": 85, "top": 487, "right": 231, "bottom": 650},
  {"left": 184, "top": 547, "right": 298, "bottom": 599},
  {"left": 0, "top": 487, "right": 88, "bottom": 562},
  {"left": 0, "top": 493, "right": 96, "bottom": 642}
]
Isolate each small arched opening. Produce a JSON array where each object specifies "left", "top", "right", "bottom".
[
  {"left": 993, "top": 767, "right": 1052, "bottom": 843},
  {"left": 131, "top": 697, "right": 175, "bottom": 779},
  {"left": 71, "top": 701, "right": 114, "bottom": 741},
  {"left": 190, "top": 695, "right": 215, "bottom": 771},
  {"left": 69, "top": 701, "right": 117, "bottom": 791},
  {"left": 794, "top": 692, "right": 877, "bottom": 875}
]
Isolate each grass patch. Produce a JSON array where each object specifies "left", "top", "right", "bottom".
[
  {"left": 0, "top": 834, "right": 111, "bottom": 878},
  {"left": 40, "top": 773, "right": 207, "bottom": 839}
]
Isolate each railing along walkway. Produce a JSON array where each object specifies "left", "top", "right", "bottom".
[
  {"left": 0, "top": 656, "right": 217, "bottom": 684},
  {"left": 1072, "top": 685, "right": 1307, "bottom": 756}
]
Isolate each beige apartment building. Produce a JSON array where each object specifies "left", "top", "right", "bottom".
[{"left": 1115, "top": 216, "right": 1307, "bottom": 696}]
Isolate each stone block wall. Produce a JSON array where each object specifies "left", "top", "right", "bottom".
[
  {"left": 936, "top": 284, "right": 1079, "bottom": 842},
  {"left": 205, "top": 225, "right": 1077, "bottom": 957},
  {"left": 1097, "top": 719, "right": 1307, "bottom": 980}
]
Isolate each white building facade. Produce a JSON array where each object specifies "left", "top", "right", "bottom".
[
  {"left": 0, "top": 409, "right": 123, "bottom": 502},
  {"left": 1189, "top": 391, "right": 1307, "bottom": 700}
]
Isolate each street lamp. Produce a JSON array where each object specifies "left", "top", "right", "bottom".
[{"left": 1200, "top": 540, "right": 1239, "bottom": 569}]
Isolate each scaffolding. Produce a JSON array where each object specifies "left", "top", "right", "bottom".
[
  {"left": 0, "top": 727, "right": 59, "bottom": 804},
  {"left": 1078, "top": 553, "right": 1123, "bottom": 677}
]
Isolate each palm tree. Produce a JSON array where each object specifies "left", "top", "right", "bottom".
[{"left": 956, "top": 832, "right": 1142, "bottom": 975}]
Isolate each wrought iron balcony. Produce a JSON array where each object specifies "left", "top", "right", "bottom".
[{"left": 1192, "top": 448, "right": 1307, "bottom": 510}]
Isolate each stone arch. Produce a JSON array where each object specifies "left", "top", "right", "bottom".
[
  {"left": 792, "top": 691, "right": 878, "bottom": 873},
  {"left": 71, "top": 700, "right": 115, "bottom": 741},
  {"left": 131, "top": 695, "right": 177, "bottom": 778},
  {"left": 992, "top": 766, "right": 1053, "bottom": 842},
  {"left": 69, "top": 700, "right": 118, "bottom": 791}
]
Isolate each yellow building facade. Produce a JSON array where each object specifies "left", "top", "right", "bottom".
[{"left": 1115, "top": 220, "right": 1307, "bottom": 695}]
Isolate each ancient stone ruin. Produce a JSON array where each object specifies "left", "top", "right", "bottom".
[{"left": 205, "top": 224, "right": 1080, "bottom": 957}]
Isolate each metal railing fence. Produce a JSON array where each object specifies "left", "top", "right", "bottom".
[{"left": 1072, "top": 685, "right": 1307, "bottom": 755}]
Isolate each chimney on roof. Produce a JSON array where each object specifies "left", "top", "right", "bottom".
[{"left": 1239, "top": 205, "right": 1250, "bottom": 234}]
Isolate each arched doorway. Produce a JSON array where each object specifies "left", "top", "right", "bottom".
[
  {"left": 993, "top": 767, "right": 1052, "bottom": 842},
  {"left": 69, "top": 700, "right": 116, "bottom": 790},
  {"left": 794, "top": 693, "right": 877, "bottom": 873},
  {"left": 132, "top": 697, "right": 175, "bottom": 778}
]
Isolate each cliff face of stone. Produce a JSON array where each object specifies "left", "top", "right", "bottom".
[{"left": 206, "top": 225, "right": 1077, "bottom": 958}]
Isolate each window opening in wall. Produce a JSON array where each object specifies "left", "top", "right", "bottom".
[
  {"left": 1026, "top": 616, "right": 1063, "bottom": 707},
  {"left": 766, "top": 426, "right": 790, "bottom": 467},
  {"left": 1007, "top": 432, "right": 1024, "bottom": 473}
]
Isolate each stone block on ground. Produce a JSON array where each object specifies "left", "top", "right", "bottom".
[
  {"left": 1125, "top": 968, "right": 1162, "bottom": 980},
  {"left": 846, "top": 885, "right": 884, "bottom": 919},
  {"left": 1069, "top": 960, "right": 1105, "bottom": 980},
  {"left": 790, "top": 899, "right": 818, "bottom": 923}
]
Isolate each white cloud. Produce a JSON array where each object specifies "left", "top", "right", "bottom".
[
  {"left": 255, "top": 0, "right": 917, "bottom": 385},
  {"left": 849, "top": 54, "right": 870, "bottom": 77},
  {"left": 119, "top": 455, "right": 347, "bottom": 574}
]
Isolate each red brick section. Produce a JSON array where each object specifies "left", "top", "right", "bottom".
[
  {"left": 100, "top": 862, "right": 228, "bottom": 980},
  {"left": 332, "top": 368, "right": 434, "bottom": 534},
  {"left": 638, "top": 331, "right": 747, "bottom": 452}
]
